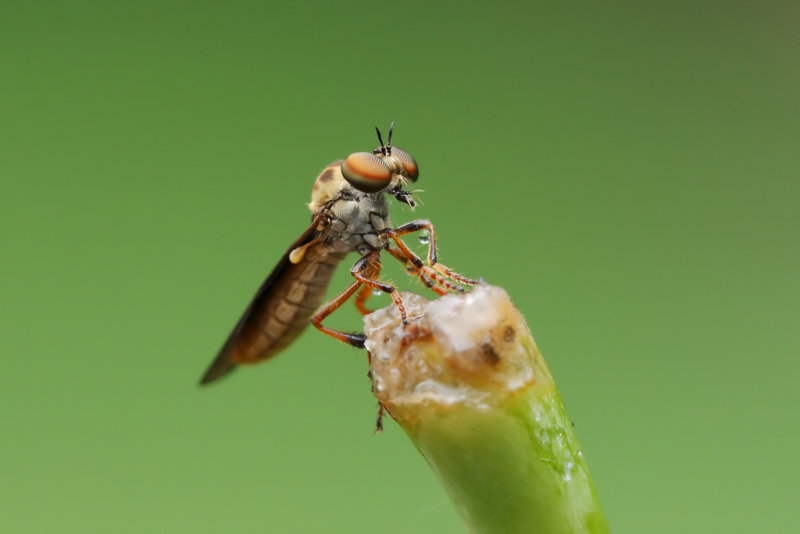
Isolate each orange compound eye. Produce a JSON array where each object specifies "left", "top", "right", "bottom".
[
  {"left": 341, "top": 152, "right": 392, "bottom": 193},
  {"left": 391, "top": 147, "right": 419, "bottom": 181}
]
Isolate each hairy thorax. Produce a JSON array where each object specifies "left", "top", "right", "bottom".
[
  {"left": 321, "top": 193, "right": 392, "bottom": 256},
  {"left": 309, "top": 160, "right": 395, "bottom": 257}
]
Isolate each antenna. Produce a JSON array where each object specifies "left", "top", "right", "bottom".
[
  {"left": 375, "top": 126, "right": 385, "bottom": 149},
  {"left": 387, "top": 121, "right": 395, "bottom": 154}
]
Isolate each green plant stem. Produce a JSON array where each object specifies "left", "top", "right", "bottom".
[{"left": 364, "top": 284, "right": 608, "bottom": 534}]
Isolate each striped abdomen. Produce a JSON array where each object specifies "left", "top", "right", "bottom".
[
  {"left": 232, "top": 244, "right": 346, "bottom": 363},
  {"left": 200, "top": 239, "right": 346, "bottom": 385}
]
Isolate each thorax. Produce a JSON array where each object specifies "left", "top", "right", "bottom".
[{"left": 320, "top": 192, "right": 392, "bottom": 256}]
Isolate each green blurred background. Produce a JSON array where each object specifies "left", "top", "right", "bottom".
[{"left": 2, "top": 1, "right": 798, "bottom": 532}]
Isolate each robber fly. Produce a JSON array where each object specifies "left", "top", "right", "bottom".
[{"left": 200, "top": 123, "right": 476, "bottom": 385}]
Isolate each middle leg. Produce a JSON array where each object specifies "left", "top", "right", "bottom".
[
  {"left": 310, "top": 250, "right": 410, "bottom": 350},
  {"left": 351, "top": 250, "right": 408, "bottom": 324},
  {"left": 354, "top": 258, "right": 381, "bottom": 315}
]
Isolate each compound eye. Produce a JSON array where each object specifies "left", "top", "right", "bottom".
[
  {"left": 391, "top": 147, "right": 419, "bottom": 181},
  {"left": 341, "top": 152, "right": 392, "bottom": 193}
]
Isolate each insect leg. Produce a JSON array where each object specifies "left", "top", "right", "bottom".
[
  {"left": 389, "top": 220, "right": 478, "bottom": 285},
  {"left": 384, "top": 220, "right": 478, "bottom": 288},
  {"left": 375, "top": 402, "right": 386, "bottom": 433},
  {"left": 310, "top": 280, "right": 367, "bottom": 348},
  {"left": 310, "top": 250, "right": 407, "bottom": 348},
  {"left": 354, "top": 259, "right": 381, "bottom": 315},
  {"left": 386, "top": 246, "right": 449, "bottom": 296},
  {"left": 352, "top": 250, "right": 408, "bottom": 324},
  {"left": 388, "top": 241, "right": 463, "bottom": 293}
]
